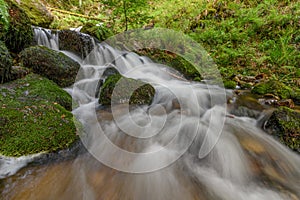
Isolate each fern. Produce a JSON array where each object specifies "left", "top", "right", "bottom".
[{"left": 0, "top": 0, "right": 9, "bottom": 31}]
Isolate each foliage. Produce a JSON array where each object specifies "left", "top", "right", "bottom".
[
  {"left": 0, "top": 0, "right": 9, "bottom": 31},
  {"left": 0, "top": 74, "right": 77, "bottom": 156}
]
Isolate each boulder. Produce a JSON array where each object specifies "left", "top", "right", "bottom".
[
  {"left": 0, "top": 74, "right": 77, "bottom": 156},
  {"left": 20, "top": 46, "right": 80, "bottom": 87},
  {"left": 99, "top": 74, "right": 155, "bottom": 106},
  {"left": 0, "top": 40, "right": 12, "bottom": 83},
  {"left": 0, "top": 0, "right": 33, "bottom": 53},
  {"left": 264, "top": 106, "right": 300, "bottom": 152},
  {"left": 58, "top": 30, "right": 95, "bottom": 59}
]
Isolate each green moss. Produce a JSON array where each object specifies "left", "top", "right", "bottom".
[
  {"left": 99, "top": 74, "right": 155, "bottom": 106},
  {"left": 0, "top": 40, "right": 12, "bottom": 83},
  {"left": 0, "top": 74, "right": 77, "bottom": 156},
  {"left": 252, "top": 79, "right": 293, "bottom": 99},
  {"left": 265, "top": 106, "right": 300, "bottom": 152}
]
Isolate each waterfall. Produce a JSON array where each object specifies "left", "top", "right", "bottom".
[{"left": 1, "top": 28, "right": 300, "bottom": 200}]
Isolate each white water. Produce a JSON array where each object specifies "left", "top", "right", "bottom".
[{"left": 1, "top": 28, "right": 300, "bottom": 200}]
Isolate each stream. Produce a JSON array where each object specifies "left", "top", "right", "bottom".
[{"left": 1, "top": 28, "right": 300, "bottom": 200}]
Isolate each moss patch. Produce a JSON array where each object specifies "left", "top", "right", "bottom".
[
  {"left": 265, "top": 106, "right": 300, "bottom": 152},
  {"left": 99, "top": 74, "right": 155, "bottom": 106},
  {"left": 0, "top": 74, "right": 77, "bottom": 156}
]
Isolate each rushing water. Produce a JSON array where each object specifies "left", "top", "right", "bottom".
[{"left": 1, "top": 28, "right": 300, "bottom": 200}]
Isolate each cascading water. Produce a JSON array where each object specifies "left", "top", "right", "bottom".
[{"left": 1, "top": 28, "right": 300, "bottom": 200}]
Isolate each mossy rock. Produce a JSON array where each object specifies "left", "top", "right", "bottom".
[
  {"left": 0, "top": 0, "right": 33, "bottom": 53},
  {"left": 81, "top": 21, "right": 113, "bottom": 42},
  {"left": 19, "top": 0, "right": 53, "bottom": 27},
  {"left": 0, "top": 40, "right": 12, "bottom": 83},
  {"left": 0, "top": 74, "right": 77, "bottom": 156},
  {"left": 20, "top": 45, "right": 80, "bottom": 87},
  {"left": 252, "top": 79, "right": 293, "bottom": 100},
  {"left": 265, "top": 106, "right": 300, "bottom": 152},
  {"left": 99, "top": 74, "right": 155, "bottom": 106},
  {"left": 58, "top": 30, "right": 95, "bottom": 59},
  {"left": 136, "top": 48, "right": 202, "bottom": 82}
]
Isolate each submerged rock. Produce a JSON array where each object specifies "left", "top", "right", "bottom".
[
  {"left": 264, "top": 106, "right": 300, "bottom": 152},
  {"left": 0, "top": 0, "right": 33, "bottom": 53},
  {"left": 0, "top": 74, "right": 77, "bottom": 157},
  {"left": 99, "top": 74, "right": 155, "bottom": 106},
  {"left": 20, "top": 46, "right": 80, "bottom": 87},
  {"left": 0, "top": 41, "right": 12, "bottom": 83}
]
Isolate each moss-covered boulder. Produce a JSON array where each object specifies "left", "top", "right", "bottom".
[
  {"left": 0, "top": 74, "right": 77, "bottom": 156},
  {"left": 58, "top": 30, "right": 95, "bottom": 59},
  {"left": 264, "top": 106, "right": 300, "bottom": 152},
  {"left": 99, "top": 74, "right": 155, "bottom": 106},
  {"left": 20, "top": 46, "right": 80, "bottom": 87},
  {"left": 0, "top": 40, "right": 12, "bottom": 83},
  {"left": 81, "top": 21, "right": 113, "bottom": 42},
  {"left": 136, "top": 48, "right": 202, "bottom": 82},
  {"left": 252, "top": 79, "right": 300, "bottom": 104},
  {"left": 0, "top": 0, "right": 33, "bottom": 53},
  {"left": 19, "top": 0, "right": 53, "bottom": 27}
]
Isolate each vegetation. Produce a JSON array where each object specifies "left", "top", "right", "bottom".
[
  {"left": 40, "top": 0, "right": 299, "bottom": 91},
  {"left": 0, "top": 74, "right": 77, "bottom": 156}
]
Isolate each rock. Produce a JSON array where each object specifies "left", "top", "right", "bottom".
[
  {"left": 19, "top": 0, "right": 53, "bottom": 27},
  {"left": 20, "top": 46, "right": 80, "bottom": 87},
  {"left": 58, "top": 30, "right": 95, "bottom": 59},
  {"left": 0, "top": 74, "right": 77, "bottom": 156},
  {"left": 81, "top": 22, "right": 113, "bottom": 42},
  {"left": 136, "top": 48, "right": 202, "bottom": 82},
  {"left": 0, "top": 0, "right": 33, "bottom": 53},
  {"left": 264, "top": 106, "right": 300, "bottom": 152},
  {"left": 0, "top": 41, "right": 12, "bottom": 83},
  {"left": 98, "top": 74, "right": 155, "bottom": 106}
]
